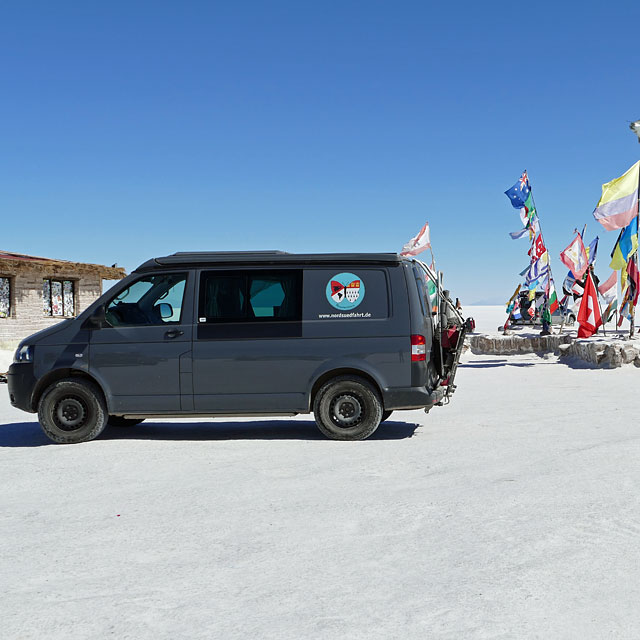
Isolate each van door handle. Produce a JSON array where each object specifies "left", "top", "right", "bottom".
[{"left": 165, "top": 329, "right": 184, "bottom": 339}]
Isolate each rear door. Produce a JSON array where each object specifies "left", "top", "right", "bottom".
[{"left": 89, "top": 271, "right": 194, "bottom": 413}]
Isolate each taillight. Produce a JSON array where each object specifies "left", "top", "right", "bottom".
[{"left": 411, "top": 334, "right": 426, "bottom": 361}]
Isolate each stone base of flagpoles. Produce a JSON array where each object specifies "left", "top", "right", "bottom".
[
  {"left": 469, "top": 333, "right": 640, "bottom": 368},
  {"left": 470, "top": 333, "right": 573, "bottom": 355},
  {"left": 558, "top": 340, "right": 640, "bottom": 368}
]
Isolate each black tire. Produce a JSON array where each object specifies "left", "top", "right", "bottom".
[
  {"left": 313, "top": 376, "right": 383, "bottom": 441},
  {"left": 37, "top": 378, "right": 108, "bottom": 444},
  {"left": 568, "top": 314, "right": 576, "bottom": 326},
  {"left": 380, "top": 410, "right": 393, "bottom": 423},
  {"left": 108, "top": 416, "right": 145, "bottom": 428}
]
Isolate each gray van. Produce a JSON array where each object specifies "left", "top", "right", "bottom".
[{"left": 8, "top": 251, "right": 469, "bottom": 443}]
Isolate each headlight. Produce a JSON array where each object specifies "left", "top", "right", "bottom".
[{"left": 14, "top": 344, "right": 33, "bottom": 363}]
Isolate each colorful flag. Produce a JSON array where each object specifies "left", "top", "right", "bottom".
[
  {"left": 547, "top": 280, "right": 559, "bottom": 314},
  {"left": 618, "top": 289, "right": 631, "bottom": 327},
  {"left": 505, "top": 171, "right": 531, "bottom": 209},
  {"left": 598, "top": 271, "right": 617, "bottom": 305},
  {"left": 587, "top": 236, "right": 599, "bottom": 266},
  {"left": 593, "top": 160, "right": 640, "bottom": 231},
  {"left": 562, "top": 271, "right": 576, "bottom": 296},
  {"left": 512, "top": 298, "right": 522, "bottom": 320},
  {"left": 628, "top": 254, "right": 639, "bottom": 305},
  {"left": 525, "top": 254, "right": 549, "bottom": 286},
  {"left": 560, "top": 234, "right": 588, "bottom": 279},
  {"left": 400, "top": 222, "right": 431, "bottom": 256},
  {"left": 531, "top": 234, "right": 547, "bottom": 260},
  {"left": 609, "top": 217, "right": 638, "bottom": 270},
  {"left": 522, "top": 192, "right": 536, "bottom": 221},
  {"left": 603, "top": 298, "right": 617, "bottom": 323},
  {"left": 577, "top": 272, "right": 602, "bottom": 338}
]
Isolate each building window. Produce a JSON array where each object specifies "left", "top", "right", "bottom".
[
  {"left": 0, "top": 277, "right": 10, "bottom": 318},
  {"left": 43, "top": 279, "right": 75, "bottom": 317}
]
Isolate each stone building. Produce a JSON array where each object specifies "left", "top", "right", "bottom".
[{"left": 0, "top": 250, "right": 126, "bottom": 345}]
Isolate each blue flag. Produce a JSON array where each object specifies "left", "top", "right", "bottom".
[{"left": 505, "top": 171, "right": 531, "bottom": 209}]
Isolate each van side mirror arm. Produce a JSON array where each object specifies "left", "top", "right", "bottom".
[{"left": 83, "top": 304, "right": 106, "bottom": 329}]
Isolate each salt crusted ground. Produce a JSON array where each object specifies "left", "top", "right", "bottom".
[{"left": 1, "top": 307, "right": 640, "bottom": 639}]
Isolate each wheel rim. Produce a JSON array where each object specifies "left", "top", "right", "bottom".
[
  {"left": 53, "top": 395, "right": 88, "bottom": 431},
  {"left": 330, "top": 393, "right": 364, "bottom": 428}
]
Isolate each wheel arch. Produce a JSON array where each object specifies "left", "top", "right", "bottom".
[
  {"left": 309, "top": 367, "right": 384, "bottom": 411},
  {"left": 31, "top": 368, "right": 108, "bottom": 412}
]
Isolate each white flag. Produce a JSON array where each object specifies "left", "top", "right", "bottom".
[{"left": 400, "top": 222, "right": 431, "bottom": 256}]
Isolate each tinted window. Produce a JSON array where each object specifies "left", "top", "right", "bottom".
[
  {"left": 199, "top": 271, "right": 302, "bottom": 323},
  {"left": 105, "top": 273, "right": 187, "bottom": 326}
]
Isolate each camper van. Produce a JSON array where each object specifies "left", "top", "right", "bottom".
[{"left": 8, "top": 251, "right": 470, "bottom": 443}]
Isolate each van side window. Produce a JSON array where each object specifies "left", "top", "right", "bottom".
[
  {"left": 199, "top": 271, "right": 302, "bottom": 323},
  {"left": 105, "top": 273, "right": 187, "bottom": 326}
]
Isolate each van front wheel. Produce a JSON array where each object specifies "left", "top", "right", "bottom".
[
  {"left": 38, "top": 378, "right": 108, "bottom": 444},
  {"left": 313, "top": 376, "right": 383, "bottom": 441}
]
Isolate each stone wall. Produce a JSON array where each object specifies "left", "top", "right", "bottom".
[
  {"left": 470, "top": 333, "right": 573, "bottom": 355},
  {"left": 558, "top": 340, "right": 640, "bottom": 368},
  {"left": 0, "top": 263, "right": 104, "bottom": 346}
]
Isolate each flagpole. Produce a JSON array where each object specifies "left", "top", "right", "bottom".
[{"left": 527, "top": 171, "right": 559, "bottom": 331}]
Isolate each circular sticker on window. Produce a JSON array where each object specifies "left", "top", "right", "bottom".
[{"left": 326, "top": 273, "right": 365, "bottom": 310}]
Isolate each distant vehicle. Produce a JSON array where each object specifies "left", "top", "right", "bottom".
[
  {"left": 509, "top": 291, "right": 576, "bottom": 326},
  {"left": 8, "top": 251, "right": 472, "bottom": 444}
]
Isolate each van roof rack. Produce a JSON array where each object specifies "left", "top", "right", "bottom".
[{"left": 136, "top": 252, "right": 402, "bottom": 270}]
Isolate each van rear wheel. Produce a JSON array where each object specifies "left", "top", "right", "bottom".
[
  {"left": 38, "top": 378, "right": 108, "bottom": 444},
  {"left": 313, "top": 376, "right": 383, "bottom": 441}
]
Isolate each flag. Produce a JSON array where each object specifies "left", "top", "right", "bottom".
[
  {"left": 598, "top": 271, "right": 617, "bottom": 304},
  {"left": 522, "top": 192, "right": 536, "bottom": 221},
  {"left": 525, "top": 254, "right": 549, "bottom": 285},
  {"left": 400, "top": 222, "right": 431, "bottom": 256},
  {"left": 603, "top": 298, "right": 617, "bottom": 323},
  {"left": 618, "top": 288, "right": 631, "bottom": 327},
  {"left": 609, "top": 217, "right": 638, "bottom": 270},
  {"left": 587, "top": 236, "right": 599, "bottom": 265},
  {"left": 512, "top": 298, "right": 522, "bottom": 319},
  {"left": 563, "top": 272, "right": 576, "bottom": 296},
  {"left": 593, "top": 160, "right": 640, "bottom": 231},
  {"left": 509, "top": 228, "right": 528, "bottom": 240},
  {"left": 628, "top": 254, "right": 639, "bottom": 305},
  {"left": 505, "top": 171, "right": 531, "bottom": 209},
  {"left": 531, "top": 233, "right": 547, "bottom": 260},
  {"left": 559, "top": 234, "right": 588, "bottom": 279},
  {"left": 577, "top": 272, "right": 602, "bottom": 338},
  {"left": 547, "top": 280, "right": 559, "bottom": 314}
]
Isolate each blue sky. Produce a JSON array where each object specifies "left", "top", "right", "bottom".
[{"left": 2, "top": 1, "right": 640, "bottom": 303}]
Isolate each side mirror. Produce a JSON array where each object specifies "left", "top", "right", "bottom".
[
  {"left": 157, "top": 303, "right": 173, "bottom": 319},
  {"left": 84, "top": 304, "right": 106, "bottom": 329}
]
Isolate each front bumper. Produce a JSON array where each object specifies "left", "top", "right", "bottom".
[
  {"left": 382, "top": 385, "right": 447, "bottom": 411},
  {"left": 7, "top": 362, "right": 37, "bottom": 413}
]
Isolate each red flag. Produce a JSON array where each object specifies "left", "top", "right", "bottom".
[
  {"left": 532, "top": 234, "right": 547, "bottom": 259},
  {"left": 577, "top": 272, "right": 602, "bottom": 338},
  {"left": 627, "top": 255, "right": 639, "bottom": 305}
]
